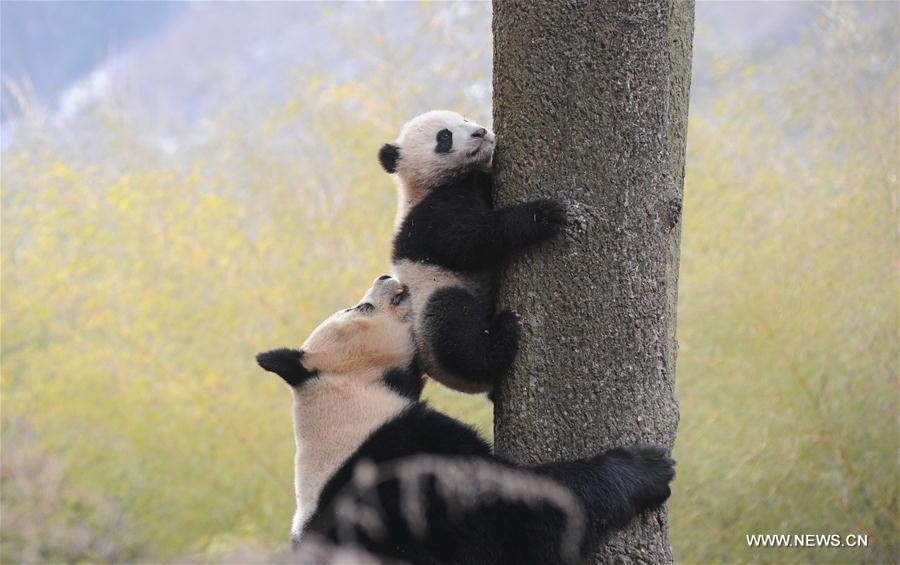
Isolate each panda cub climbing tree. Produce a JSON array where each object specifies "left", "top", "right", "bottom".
[{"left": 379, "top": 110, "right": 567, "bottom": 393}]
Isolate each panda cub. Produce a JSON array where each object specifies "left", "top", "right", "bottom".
[
  {"left": 257, "top": 276, "right": 675, "bottom": 564},
  {"left": 379, "top": 110, "right": 567, "bottom": 394}
]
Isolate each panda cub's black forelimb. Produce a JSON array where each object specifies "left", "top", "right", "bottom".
[
  {"left": 495, "top": 197, "right": 569, "bottom": 250},
  {"left": 396, "top": 193, "right": 567, "bottom": 273}
]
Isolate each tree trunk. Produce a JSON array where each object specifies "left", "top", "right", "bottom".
[{"left": 492, "top": 1, "right": 694, "bottom": 563}]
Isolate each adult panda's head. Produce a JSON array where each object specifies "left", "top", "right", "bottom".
[
  {"left": 378, "top": 110, "right": 495, "bottom": 193},
  {"left": 257, "top": 276, "right": 421, "bottom": 539},
  {"left": 257, "top": 275, "right": 418, "bottom": 394}
]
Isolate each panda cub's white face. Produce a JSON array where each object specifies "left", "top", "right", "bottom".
[{"left": 382, "top": 110, "right": 495, "bottom": 194}]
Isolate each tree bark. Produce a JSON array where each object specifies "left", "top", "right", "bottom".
[{"left": 492, "top": 1, "right": 694, "bottom": 563}]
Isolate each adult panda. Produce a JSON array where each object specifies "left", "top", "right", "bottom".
[
  {"left": 257, "top": 275, "right": 675, "bottom": 564},
  {"left": 378, "top": 110, "right": 566, "bottom": 394}
]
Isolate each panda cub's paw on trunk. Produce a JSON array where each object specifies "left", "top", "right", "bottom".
[{"left": 527, "top": 198, "right": 569, "bottom": 234}]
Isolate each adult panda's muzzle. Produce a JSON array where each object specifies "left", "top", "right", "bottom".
[{"left": 370, "top": 275, "right": 409, "bottom": 306}]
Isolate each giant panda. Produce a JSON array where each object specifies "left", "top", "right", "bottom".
[
  {"left": 257, "top": 275, "right": 675, "bottom": 564},
  {"left": 378, "top": 110, "right": 567, "bottom": 394}
]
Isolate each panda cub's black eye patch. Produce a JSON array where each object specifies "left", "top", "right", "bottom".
[{"left": 435, "top": 129, "right": 453, "bottom": 154}]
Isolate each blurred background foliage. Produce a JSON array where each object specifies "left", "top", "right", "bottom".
[{"left": 1, "top": 2, "right": 896, "bottom": 563}]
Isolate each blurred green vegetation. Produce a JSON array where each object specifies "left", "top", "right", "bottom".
[
  {"left": 1, "top": 4, "right": 896, "bottom": 564},
  {"left": 670, "top": 8, "right": 898, "bottom": 563}
]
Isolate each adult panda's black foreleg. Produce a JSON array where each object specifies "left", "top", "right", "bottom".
[
  {"left": 424, "top": 287, "right": 520, "bottom": 389},
  {"left": 533, "top": 444, "right": 675, "bottom": 545}
]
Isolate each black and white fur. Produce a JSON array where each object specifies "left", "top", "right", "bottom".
[
  {"left": 257, "top": 276, "right": 675, "bottom": 563},
  {"left": 379, "top": 110, "right": 567, "bottom": 394},
  {"left": 257, "top": 275, "right": 422, "bottom": 541}
]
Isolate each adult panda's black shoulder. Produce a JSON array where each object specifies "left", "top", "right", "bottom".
[
  {"left": 379, "top": 110, "right": 567, "bottom": 394},
  {"left": 256, "top": 277, "right": 675, "bottom": 564}
]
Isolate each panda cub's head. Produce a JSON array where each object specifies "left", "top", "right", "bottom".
[{"left": 378, "top": 110, "right": 495, "bottom": 192}]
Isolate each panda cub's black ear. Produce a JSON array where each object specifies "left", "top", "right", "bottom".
[
  {"left": 256, "top": 348, "right": 316, "bottom": 387},
  {"left": 378, "top": 143, "right": 400, "bottom": 174}
]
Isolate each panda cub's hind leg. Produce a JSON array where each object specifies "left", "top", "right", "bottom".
[{"left": 423, "top": 287, "right": 521, "bottom": 391}]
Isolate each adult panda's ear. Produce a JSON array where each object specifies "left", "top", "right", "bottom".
[
  {"left": 378, "top": 143, "right": 400, "bottom": 174},
  {"left": 256, "top": 348, "right": 316, "bottom": 387}
]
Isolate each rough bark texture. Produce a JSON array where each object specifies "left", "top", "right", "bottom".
[{"left": 492, "top": 1, "right": 694, "bottom": 563}]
